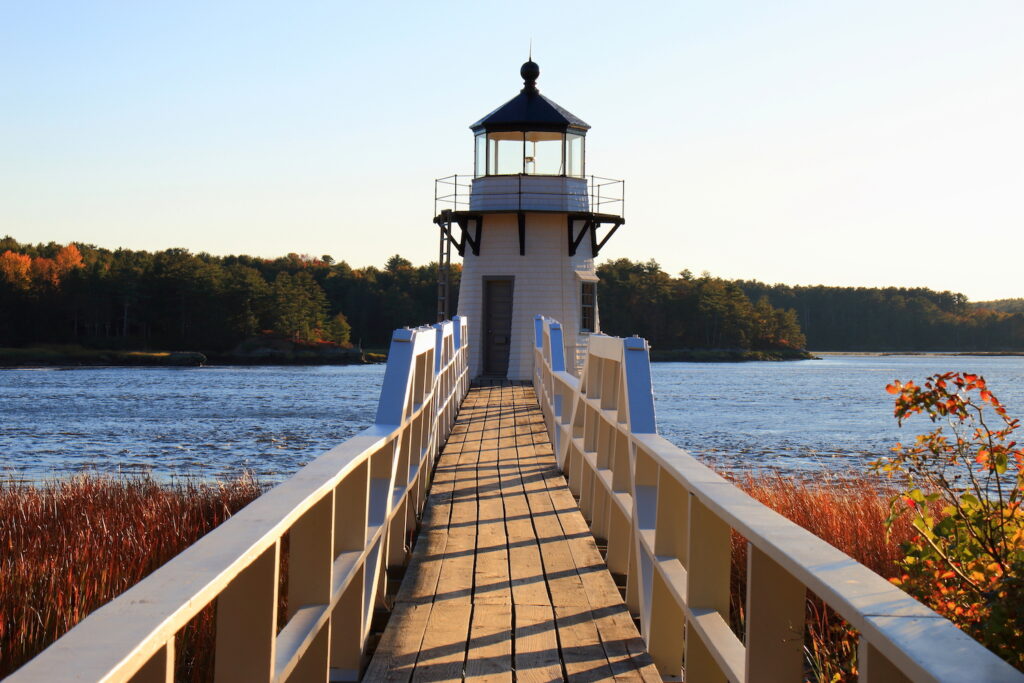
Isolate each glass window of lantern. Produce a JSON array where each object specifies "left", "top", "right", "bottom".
[
  {"left": 525, "top": 131, "right": 564, "bottom": 175},
  {"left": 566, "top": 133, "right": 584, "bottom": 177},
  {"left": 474, "top": 133, "right": 486, "bottom": 177},
  {"left": 487, "top": 131, "right": 525, "bottom": 175}
]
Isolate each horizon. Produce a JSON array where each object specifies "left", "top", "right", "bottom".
[{"left": 3, "top": 2, "right": 1022, "bottom": 301}]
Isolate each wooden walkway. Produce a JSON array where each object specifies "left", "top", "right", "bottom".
[{"left": 364, "top": 383, "right": 660, "bottom": 682}]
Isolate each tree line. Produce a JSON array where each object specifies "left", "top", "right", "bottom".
[
  {"left": 737, "top": 281, "right": 1024, "bottom": 351},
  {"left": 0, "top": 237, "right": 455, "bottom": 351},
  {"left": 596, "top": 259, "right": 806, "bottom": 350},
  {"left": 3, "top": 237, "right": 1020, "bottom": 353}
]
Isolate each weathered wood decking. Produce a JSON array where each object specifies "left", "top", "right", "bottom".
[{"left": 364, "top": 383, "right": 660, "bottom": 681}]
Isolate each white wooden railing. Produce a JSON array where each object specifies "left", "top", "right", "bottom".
[
  {"left": 11, "top": 317, "right": 469, "bottom": 683},
  {"left": 532, "top": 315, "right": 1023, "bottom": 683}
]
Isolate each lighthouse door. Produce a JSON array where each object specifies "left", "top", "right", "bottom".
[{"left": 483, "top": 278, "right": 513, "bottom": 377}]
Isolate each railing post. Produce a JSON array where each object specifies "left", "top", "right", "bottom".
[
  {"left": 214, "top": 541, "right": 279, "bottom": 683},
  {"left": 331, "top": 461, "right": 369, "bottom": 674},
  {"left": 745, "top": 545, "right": 805, "bottom": 683},
  {"left": 289, "top": 493, "right": 335, "bottom": 616},
  {"left": 128, "top": 640, "right": 174, "bottom": 683},
  {"left": 859, "top": 641, "right": 914, "bottom": 683},
  {"left": 647, "top": 469, "right": 687, "bottom": 680},
  {"left": 684, "top": 495, "right": 731, "bottom": 683}
]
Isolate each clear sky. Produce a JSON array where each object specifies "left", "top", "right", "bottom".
[{"left": 2, "top": 1, "right": 1022, "bottom": 300}]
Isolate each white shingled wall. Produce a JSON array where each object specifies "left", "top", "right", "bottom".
[{"left": 458, "top": 213, "right": 597, "bottom": 380}]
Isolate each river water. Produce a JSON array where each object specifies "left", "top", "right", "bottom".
[{"left": 1, "top": 356, "right": 1021, "bottom": 482}]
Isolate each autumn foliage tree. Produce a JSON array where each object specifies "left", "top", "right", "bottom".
[{"left": 873, "top": 373, "right": 1024, "bottom": 669}]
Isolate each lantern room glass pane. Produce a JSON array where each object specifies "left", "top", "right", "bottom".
[
  {"left": 566, "top": 133, "right": 584, "bottom": 177},
  {"left": 525, "top": 131, "right": 564, "bottom": 175},
  {"left": 487, "top": 131, "right": 525, "bottom": 175},
  {"left": 475, "top": 133, "right": 486, "bottom": 177},
  {"left": 487, "top": 136, "right": 498, "bottom": 175}
]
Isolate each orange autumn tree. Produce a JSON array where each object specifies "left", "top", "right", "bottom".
[
  {"left": 0, "top": 251, "right": 32, "bottom": 290},
  {"left": 873, "top": 373, "right": 1024, "bottom": 669},
  {"left": 0, "top": 244, "right": 83, "bottom": 292}
]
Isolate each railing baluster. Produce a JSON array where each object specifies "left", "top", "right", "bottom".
[
  {"left": 647, "top": 466, "right": 687, "bottom": 679},
  {"left": 127, "top": 639, "right": 174, "bottom": 683},
  {"left": 215, "top": 541, "right": 279, "bottom": 683},
  {"left": 289, "top": 494, "right": 335, "bottom": 617},
  {"left": 858, "top": 641, "right": 914, "bottom": 683},
  {"left": 330, "top": 564, "right": 365, "bottom": 678},
  {"left": 684, "top": 495, "right": 731, "bottom": 683},
  {"left": 745, "top": 545, "right": 805, "bottom": 682},
  {"left": 648, "top": 562, "right": 685, "bottom": 680}
]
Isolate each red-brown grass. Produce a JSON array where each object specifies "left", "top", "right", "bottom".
[
  {"left": 0, "top": 475, "right": 263, "bottom": 679},
  {"left": 727, "top": 472, "right": 918, "bottom": 682}
]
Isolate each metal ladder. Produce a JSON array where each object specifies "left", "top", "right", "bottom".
[{"left": 436, "top": 213, "right": 452, "bottom": 321}]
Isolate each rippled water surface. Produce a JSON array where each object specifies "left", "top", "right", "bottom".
[
  {"left": 0, "top": 365, "right": 386, "bottom": 481},
  {"left": 2, "top": 356, "right": 1022, "bottom": 481},
  {"left": 652, "top": 355, "right": 1024, "bottom": 476}
]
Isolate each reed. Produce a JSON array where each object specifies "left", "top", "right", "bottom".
[
  {"left": 0, "top": 474, "right": 263, "bottom": 679},
  {"left": 730, "top": 472, "right": 916, "bottom": 682}
]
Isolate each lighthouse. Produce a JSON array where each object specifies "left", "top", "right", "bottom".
[{"left": 434, "top": 60, "right": 624, "bottom": 380}]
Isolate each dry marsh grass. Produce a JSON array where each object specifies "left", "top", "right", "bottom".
[
  {"left": 0, "top": 474, "right": 263, "bottom": 679},
  {"left": 730, "top": 473, "right": 916, "bottom": 681}
]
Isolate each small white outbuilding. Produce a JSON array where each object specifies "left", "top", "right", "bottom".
[{"left": 434, "top": 60, "right": 624, "bottom": 380}]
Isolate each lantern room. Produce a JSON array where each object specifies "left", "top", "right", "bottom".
[{"left": 471, "top": 60, "right": 588, "bottom": 178}]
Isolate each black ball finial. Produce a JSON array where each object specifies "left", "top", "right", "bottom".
[{"left": 521, "top": 60, "right": 539, "bottom": 93}]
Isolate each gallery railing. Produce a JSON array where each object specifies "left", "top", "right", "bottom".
[
  {"left": 532, "top": 314, "right": 1023, "bottom": 683},
  {"left": 10, "top": 317, "right": 470, "bottom": 683},
  {"left": 434, "top": 173, "right": 625, "bottom": 217}
]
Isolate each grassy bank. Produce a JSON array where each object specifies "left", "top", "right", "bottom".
[
  {"left": 0, "top": 342, "right": 383, "bottom": 367},
  {"left": 650, "top": 347, "right": 817, "bottom": 362},
  {"left": 0, "top": 345, "right": 207, "bottom": 367}
]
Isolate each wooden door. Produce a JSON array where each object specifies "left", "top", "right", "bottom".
[{"left": 483, "top": 279, "right": 513, "bottom": 377}]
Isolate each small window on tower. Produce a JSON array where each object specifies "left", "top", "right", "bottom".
[{"left": 580, "top": 282, "right": 596, "bottom": 333}]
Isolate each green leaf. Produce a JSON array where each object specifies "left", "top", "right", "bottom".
[
  {"left": 912, "top": 516, "right": 937, "bottom": 540},
  {"left": 933, "top": 516, "right": 957, "bottom": 537}
]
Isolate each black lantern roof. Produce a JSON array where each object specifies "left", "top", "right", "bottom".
[{"left": 469, "top": 61, "right": 590, "bottom": 135}]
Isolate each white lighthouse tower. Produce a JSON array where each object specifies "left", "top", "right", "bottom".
[{"left": 434, "top": 60, "right": 624, "bottom": 380}]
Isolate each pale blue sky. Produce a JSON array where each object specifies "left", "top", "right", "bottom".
[{"left": 2, "top": 1, "right": 1022, "bottom": 300}]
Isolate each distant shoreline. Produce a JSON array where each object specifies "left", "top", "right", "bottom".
[
  {"left": 813, "top": 351, "right": 1024, "bottom": 357},
  {"left": 648, "top": 348, "right": 817, "bottom": 363},
  {"left": 0, "top": 345, "right": 384, "bottom": 368}
]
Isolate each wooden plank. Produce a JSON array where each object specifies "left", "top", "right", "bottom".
[
  {"left": 361, "top": 601, "right": 433, "bottom": 681},
  {"left": 555, "top": 604, "right": 614, "bottom": 681},
  {"left": 515, "top": 604, "right": 564, "bottom": 683},
  {"left": 412, "top": 601, "right": 472, "bottom": 682},
  {"left": 465, "top": 603, "right": 513, "bottom": 681}
]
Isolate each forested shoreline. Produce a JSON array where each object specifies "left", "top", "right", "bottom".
[{"left": 2, "top": 237, "right": 1021, "bottom": 357}]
